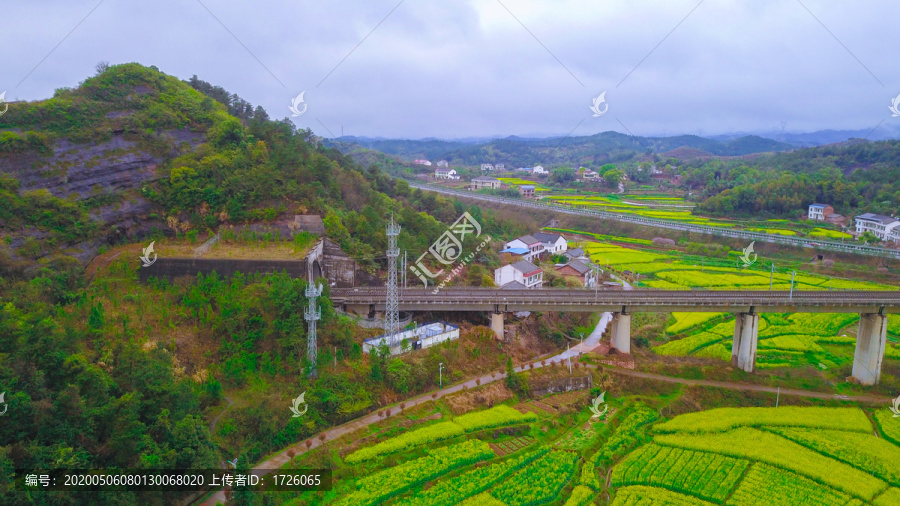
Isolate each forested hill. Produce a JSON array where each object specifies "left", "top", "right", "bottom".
[
  {"left": 0, "top": 63, "right": 465, "bottom": 274},
  {"left": 687, "top": 140, "right": 900, "bottom": 219},
  {"left": 326, "top": 132, "right": 794, "bottom": 168},
  {"left": 0, "top": 64, "right": 507, "bottom": 504}
]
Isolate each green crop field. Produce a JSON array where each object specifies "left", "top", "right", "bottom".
[
  {"left": 285, "top": 386, "right": 900, "bottom": 506},
  {"left": 556, "top": 231, "right": 900, "bottom": 372},
  {"left": 608, "top": 406, "right": 900, "bottom": 504},
  {"left": 495, "top": 177, "right": 551, "bottom": 191}
]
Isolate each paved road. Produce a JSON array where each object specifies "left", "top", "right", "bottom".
[
  {"left": 197, "top": 315, "right": 612, "bottom": 505},
  {"left": 405, "top": 181, "right": 900, "bottom": 260},
  {"left": 196, "top": 311, "right": 887, "bottom": 504}
]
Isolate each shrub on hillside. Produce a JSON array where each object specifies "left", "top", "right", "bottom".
[{"left": 652, "top": 237, "right": 676, "bottom": 247}]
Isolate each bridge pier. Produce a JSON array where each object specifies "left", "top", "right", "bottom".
[
  {"left": 852, "top": 312, "right": 888, "bottom": 385},
  {"left": 731, "top": 312, "right": 759, "bottom": 372},
  {"left": 610, "top": 311, "right": 631, "bottom": 354},
  {"left": 491, "top": 312, "right": 504, "bottom": 340}
]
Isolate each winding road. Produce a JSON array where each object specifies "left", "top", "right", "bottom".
[{"left": 196, "top": 311, "right": 887, "bottom": 505}]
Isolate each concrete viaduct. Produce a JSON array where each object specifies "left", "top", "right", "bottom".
[{"left": 331, "top": 287, "right": 900, "bottom": 385}]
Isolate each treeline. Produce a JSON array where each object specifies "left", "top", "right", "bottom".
[{"left": 690, "top": 162, "right": 898, "bottom": 218}]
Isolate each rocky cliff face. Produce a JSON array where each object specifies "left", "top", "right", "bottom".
[{"left": 1, "top": 129, "right": 205, "bottom": 265}]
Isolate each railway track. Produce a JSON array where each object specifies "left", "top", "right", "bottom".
[
  {"left": 404, "top": 181, "right": 900, "bottom": 260},
  {"left": 331, "top": 288, "right": 900, "bottom": 313}
]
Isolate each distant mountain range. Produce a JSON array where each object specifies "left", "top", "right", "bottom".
[
  {"left": 327, "top": 125, "right": 900, "bottom": 168},
  {"left": 326, "top": 131, "right": 794, "bottom": 168}
]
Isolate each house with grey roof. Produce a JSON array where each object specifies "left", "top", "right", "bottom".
[
  {"left": 494, "top": 260, "right": 543, "bottom": 289},
  {"left": 855, "top": 213, "right": 900, "bottom": 241},
  {"left": 532, "top": 232, "right": 567, "bottom": 254},
  {"left": 504, "top": 235, "right": 544, "bottom": 261}
]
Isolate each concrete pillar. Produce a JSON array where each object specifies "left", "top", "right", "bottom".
[
  {"left": 731, "top": 312, "right": 759, "bottom": 372},
  {"left": 491, "top": 312, "right": 504, "bottom": 340},
  {"left": 852, "top": 313, "right": 888, "bottom": 385},
  {"left": 610, "top": 312, "right": 631, "bottom": 354}
]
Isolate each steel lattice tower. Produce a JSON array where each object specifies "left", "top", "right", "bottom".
[
  {"left": 385, "top": 215, "right": 402, "bottom": 346},
  {"left": 304, "top": 282, "right": 323, "bottom": 378}
]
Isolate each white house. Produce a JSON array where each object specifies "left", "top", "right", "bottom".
[
  {"left": 532, "top": 232, "right": 567, "bottom": 254},
  {"left": 363, "top": 321, "right": 459, "bottom": 355},
  {"left": 581, "top": 169, "right": 599, "bottom": 179},
  {"left": 436, "top": 160, "right": 449, "bottom": 168},
  {"left": 414, "top": 159, "right": 432, "bottom": 166},
  {"left": 855, "top": 213, "right": 900, "bottom": 241},
  {"left": 891, "top": 227, "right": 900, "bottom": 243},
  {"left": 532, "top": 165, "right": 547, "bottom": 175},
  {"left": 435, "top": 168, "right": 459, "bottom": 180},
  {"left": 481, "top": 163, "right": 494, "bottom": 171},
  {"left": 808, "top": 203, "right": 834, "bottom": 221},
  {"left": 504, "top": 235, "right": 544, "bottom": 261},
  {"left": 495, "top": 260, "right": 543, "bottom": 289},
  {"left": 495, "top": 163, "right": 506, "bottom": 171}
]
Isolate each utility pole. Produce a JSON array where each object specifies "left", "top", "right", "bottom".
[
  {"left": 304, "top": 282, "right": 323, "bottom": 378},
  {"left": 769, "top": 263, "right": 774, "bottom": 291},
  {"left": 789, "top": 271, "right": 796, "bottom": 300},
  {"left": 439, "top": 362, "right": 444, "bottom": 389},
  {"left": 385, "top": 216, "right": 401, "bottom": 347}
]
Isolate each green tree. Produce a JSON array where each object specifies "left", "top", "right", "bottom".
[
  {"left": 88, "top": 302, "right": 105, "bottom": 330},
  {"left": 551, "top": 167, "right": 576, "bottom": 184},
  {"left": 603, "top": 168, "right": 624, "bottom": 188},
  {"left": 386, "top": 358, "right": 411, "bottom": 393},
  {"left": 505, "top": 356, "right": 522, "bottom": 393},
  {"left": 858, "top": 231, "right": 881, "bottom": 244}
]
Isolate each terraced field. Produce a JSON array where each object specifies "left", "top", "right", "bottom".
[
  {"left": 285, "top": 387, "right": 900, "bottom": 505},
  {"left": 609, "top": 407, "right": 899, "bottom": 505}
]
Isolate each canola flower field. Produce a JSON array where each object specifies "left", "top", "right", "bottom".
[
  {"left": 538, "top": 193, "right": 852, "bottom": 239},
  {"left": 572, "top": 236, "right": 899, "bottom": 370},
  {"left": 288, "top": 390, "right": 900, "bottom": 505}
]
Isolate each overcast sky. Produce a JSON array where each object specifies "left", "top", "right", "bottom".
[{"left": 3, "top": 0, "right": 900, "bottom": 139}]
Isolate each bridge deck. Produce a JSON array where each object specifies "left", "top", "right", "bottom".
[{"left": 331, "top": 288, "right": 900, "bottom": 314}]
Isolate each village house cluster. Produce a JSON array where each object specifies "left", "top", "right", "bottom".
[
  {"left": 494, "top": 232, "right": 599, "bottom": 289},
  {"left": 809, "top": 204, "right": 900, "bottom": 243}
]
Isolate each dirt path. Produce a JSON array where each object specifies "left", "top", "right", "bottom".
[
  {"left": 209, "top": 396, "right": 234, "bottom": 434},
  {"left": 608, "top": 367, "right": 892, "bottom": 404},
  {"left": 208, "top": 396, "right": 235, "bottom": 468}
]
